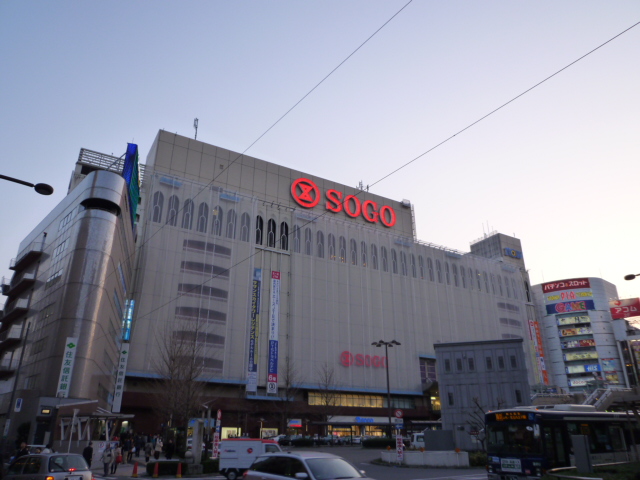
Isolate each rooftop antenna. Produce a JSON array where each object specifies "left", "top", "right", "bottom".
[{"left": 194, "top": 118, "right": 199, "bottom": 140}]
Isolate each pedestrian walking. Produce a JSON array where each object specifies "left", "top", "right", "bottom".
[
  {"left": 82, "top": 442, "right": 93, "bottom": 468},
  {"left": 153, "top": 437, "right": 163, "bottom": 460},
  {"left": 144, "top": 440, "right": 153, "bottom": 463},
  {"left": 122, "top": 438, "right": 131, "bottom": 465},
  {"left": 111, "top": 445, "right": 122, "bottom": 474},
  {"left": 100, "top": 447, "right": 113, "bottom": 477},
  {"left": 164, "top": 439, "right": 175, "bottom": 460}
]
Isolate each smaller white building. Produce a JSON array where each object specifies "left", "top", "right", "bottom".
[{"left": 532, "top": 277, "right": 625, "bottom": 392}]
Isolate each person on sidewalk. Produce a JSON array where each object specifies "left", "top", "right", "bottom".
[
  {"left": 110, "top": 445, "right": 122, "bottom": 475},
  {"left": 144, "top": 440, "right": 153, "bottom": 463},
  {"left": 100, "top": 447, "right": 113, "bottom": 477},
  {"left": 164, "top": 439, "right": 175, "bottom": 460},
  {"left": 153, "top": 437, "right": 163, "bottom": 460},
  {"left": 82, "top": 442, "right": 93, "bottom": 468}
]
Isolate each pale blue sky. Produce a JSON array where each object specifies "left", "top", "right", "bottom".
[{"left": 1, "top": 1, "right": 639, "bottom": 302}]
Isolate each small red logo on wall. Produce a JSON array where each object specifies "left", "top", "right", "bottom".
[
  {"left": 340, "top": 351, "right": 387, "bottom": 368},
  {"left": 291, "top": 178, "right": 397, "bottom": 227}
]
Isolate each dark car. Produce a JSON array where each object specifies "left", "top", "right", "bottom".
[
  {"left": 244, "top": 451, "right": 376, "bottom": 479},
  {"left": 5, "top": 453, "right": 92, "bottom": 480}
]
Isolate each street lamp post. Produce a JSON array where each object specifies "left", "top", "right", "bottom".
[
  {"left": 0, "top": 174, "right": 53, "bottom": 195},
  {"left": 371, "top": 339, "right": 401, "bottom": 437},
  {"left": 625, "top": 274, "right": 640, "bottom": 281}
]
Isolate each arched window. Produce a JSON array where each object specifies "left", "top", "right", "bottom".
[
  {"left": 317, "top": 231, "right": 324, "bottom": 258},
  {"left": 400, "top": 251, "right": 407, "bottom": 276},
  {"left": 418, "top": 256, "right": 425, "bottom": 279},
  {"left": 328, "top": 234, "right": 336, "bottom": 260},
  {"left": 490, "top": 273, "right": 496, "bottom": 294},
  {"left": 524, "top": 281, "right": 531, "bottom": 302},
  {"left": 391, "top": 249, "right": 398, "bottom": 274},
  {"left": 267, "top": 219, "right": 277, "bottom": 248},
  {"left": 452, "top": 264, "right": 458, "bottom": 287},
  {"left": 212, "top": 206, "right": 223, "bottom": 236},
  {"left": 483, "top": 272, "right": 490, "bottom": 293},
  {"left": 476, "top": 269, "right": 482, "bottom": 291},
  {"left": 152, "top": 191, "right": 164, "bottom": 223},
  {"left": 427, "top": 258, "right": 434, "bottom": 281},
  {"left": 361, "top": 241, "right": 367, "bottom": 267},
  {"left": 339, "top": 236, "right": 347, "bottom": 263},
  {"left": 511, "top": 278, "right": 518, "bottom": 300},
  {"left": 255, "top": 215, "right": 264, "bottom": 245},
  {"left": 445, "top": 262, "right": 450, "bottom": 284},
  {"left": 460, "top": 266, "right": 466, "bottom": 288},
  {"left": 304, "top": 228, "right": 312, "bottom": 255},
  {"left": 505, "top": 276, "right": 511, "bottom": 298},
  {"left": 280, "top": 222, "right": 289, "bottom": 250},
  {"left": 371, "top": 244, "right": 378, "bottom": 270},
  {"left": 240, "top": 213, "right": 251, "bottom": 242},
  {"left": 166, "top": 195, "right": 179, "bottom": 226},
  {"left": 350, "top": 239, "right": 357, "bottom": 266},
  {"left": 197, "top": 202, "right": 209, "bottom": 233},
  {"left": 226, "top": 209, "right": 237, "bottom": 239},
  {"left": 436, "top": 260, "right": 442, "bottom": 283},
  {"left": 411, "top": 254, "right": 417, "bottom": 278},
  {"left": 469, "top": 268, "right": 474, "bottom": 290},
  {"left": 497, "top": 275, "right": 503, "bottom": 296},
  {"left": 182, "top": 200, "right": 194, "bottom": 230},
  {"left": 381, "top": 247, "right": 388, "bottom": 272},
  {"left": 293, "top": 226, "right": 301, "bottom": 253}
]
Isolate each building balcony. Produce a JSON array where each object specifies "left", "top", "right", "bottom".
[
  {"left": 1, "top": 298, "right": 29, "bottom": 325},
  {"left": 0, "top": 359, "right": 19, "bottom": 380},
  {"left": 1, "top": 277, "right": 9, "bottom": 296},
  {"left": 9, "top": 241, "right": 44, "bottom": 272},
  {"left": 2, "top": 272, "right": 36, "bottom": 298},
  {"left": 0, "top": 325, "right": 24, "bottom": 353}
]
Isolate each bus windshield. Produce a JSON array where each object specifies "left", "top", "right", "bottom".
[{"left": 487, "top": 421, "right": 542, "bottom": 456}]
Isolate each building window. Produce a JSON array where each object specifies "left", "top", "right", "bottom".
[
  {"left": 418, "top": 256, "right": 424, "bottom": 279},
  {"left": 181, "top": 199, "right": 194, "bottom": 229},
  {"left": 498, "top": 356, "right": 505, "bottom": 369},
  {"left": 468, "top": 357, "right": 475, "bottom": 371},
  {"left": 511, "top": 278, "right": 518, "bottom": 300},
  {"left": 339, "top": 236, "right": 347, "bottom": 263},
  {"left": 469, "top": 268, "right": 474, "bottom": 290},
  {"left": 361, "top": 241, "right": 367, "bottom": 267},
  {"left": 317, "top": 231, "right": 324, "bottom": 258},
  {"left": 328, "top": 234, "right": 336, "bottom": 260},
  {"left": 427, "top": 258, "right": 434, "bottom": 281},
  {"left": 391, "top": 249, "right": 398, "bottom": 274},
  {"left": 419, "top": 358, "right": 437, "bottom": 386},
  {"left": 476, "top": 269, "right": 482, "bottom": 291},
  {"left": 411, "top": 254, "right": 417, "bottom": 278},
  {"left": 456, "top": 358, "right": 463, "bottom": 371},
  {"left": 196, "top": 202, "right": 209, "bottom": 233},
  {"left": 448, "top": 392, "right": 454, "bottom": 406},
  {"left": 226, "top": 209, "right": 237, "bottom": 239},
  {"left": 305, "top": 228, "right": 312, "bottom": 255},
  {"left": 267, "top": 219, "right": 277, "bottom": 247},
  {"left": 212, "top": 206, "right": 223, "bottom": 235},
  {"left": 460, "top": 266, "right": 466, "bottom": 288},
  {"left": 166, "top": 195, "right": 179, "bottom": 226},
  {"left": 436, "top": 260, "right": 442, "bottom": 283},
  {"left": 484, "top": 271, "right": 490, "bottom": 293},
  {"left": 486, "top": 356, "right": 493, "bottom": 370},
  {"left": 381, "top": 247, "right": 389, "bottom": 272},
  {"left": 505, "top": 276, "right": 511, "bottom": 298},
  {"left": 255, "top": 215, "right": 264, "bottom": 245},
  {"left": 510, "top": 355, "right": 517, "bottom": 368},
  {"left": 350, "top": 239, "right": 358, "bottom": 265},
  {"left": 371, "top": 244, "right": 378, "bottom": 270},
  {"left": 515, "top": 389, "right": 523, "bottom": 404},
  {"left": 524, "top": 281, "right": 531, "bottom": 302},
  {"left": 400, "top": 252, "right": 408, "bottom": 276},
  {"left": 490, "top": 273, "right": 496, "bottom": 294},
  {"left": 280, "top": 221, "right": 288, "bottom": 250},
  {"left": 445, "top": 262, "right": 450, "bottom": 284},
  {"left": 497, "top": 275, "right": 503, "bottom": 296},
  {"left": 444, "top": 359, "right": 451, "bottom": 372},
  {"left": 293, "top": 226, "right": 301, "bottom": 253},
  {"left": 452, "top": 264, "right": 458, "bottom": 286},
  {"left": 240, "top": 213, "right": 251, "bottom": 242},
  {"left": 152, "top": 191, "right": 164, "bottom": 223}
]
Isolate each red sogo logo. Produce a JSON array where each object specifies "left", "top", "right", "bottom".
[
  {"left": 291, "top": 178, "right": 397, "bottom": 228},
  {"left": 340, "top": 351, "right": 387, "bottom": 368}
]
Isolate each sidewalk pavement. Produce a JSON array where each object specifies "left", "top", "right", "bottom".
[{"left": 89, "top": 457, "right": 224, "bottom": 479}]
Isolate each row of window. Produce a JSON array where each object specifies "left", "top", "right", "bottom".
[
  {"left": 153, "top": 192, "right": 524, "bottom": 299},
  {"left": 443, "top": 354, "right": 518, "bottom": 373},
  {"left": 307, "top": 392, "right": 415, "bottom": 409},
  {"left": 447, "top": 388, "right": 523, "bottom": 406}
]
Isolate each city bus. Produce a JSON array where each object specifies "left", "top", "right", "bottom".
[{"left": 486, "top": 405, "right": 640, "bottom": 480}]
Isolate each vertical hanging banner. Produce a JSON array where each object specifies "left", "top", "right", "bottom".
[
  {"left": 112, "top": 346, "right": 130, "bottom": 412},
  {"left": 247, "top": 268, "right": 262, "bottom": 393},
  {"left": 267, "top": 271, "right": 281, "bottom": 394},
  {"left": 56, "top": 337, "right": 79, "bottom": 398},
  {"left": 212, "top": 409, "right": 222, "bottom": 459}
]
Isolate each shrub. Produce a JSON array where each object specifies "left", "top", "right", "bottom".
[
  {"left": 291, "top": 438, "right": 314, "bottom": 447},
  {"left": 362, "top": 437, "right": 395, "bottom": 449},
  {"left": 201, "top": 458, "right": 219, "bottom": 474},
  {"left": 468, "top": 451, "right": 487, "bottom": 467},
  {"left": 145, "top": 461, "right": 188, "bottom": 476}
]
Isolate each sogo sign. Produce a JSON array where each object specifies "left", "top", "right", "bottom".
[
  {"left": 291, "top": 178, "right": 397, "bottom": 228},
  {"left": 340, "top": 351, "right": 387, "bottom": 368}
]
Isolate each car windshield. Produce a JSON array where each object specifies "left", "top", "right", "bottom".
[
  {"left": 306, "top": 457, "right": 363, "bottom": 479},
  {"left": 48, "top": 455, "right": 89, "bottom": 472}
]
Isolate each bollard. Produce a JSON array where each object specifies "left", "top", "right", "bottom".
[
  {"left": 132, "top": 462, "right": 138, "bottom": 478},
  {"left": 153, "top": 462, "right": 159, "bottom": 478},
  {"left": 176, "top": 461, "right": 182, "bottom": 478}
]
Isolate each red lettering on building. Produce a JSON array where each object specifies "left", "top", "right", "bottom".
[
  {"left": 340, "top": 351, "right": 386, "bottom": 368},
  {"left": 291, "top": 178, "right": 397, "bottom": 228}
]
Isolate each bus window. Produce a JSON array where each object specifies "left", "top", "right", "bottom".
[{"left": 544, "top": 426, "right": 568, "bottom": 468}]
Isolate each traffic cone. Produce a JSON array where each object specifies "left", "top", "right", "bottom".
[
  {"left": 176, "top": 462, "right": 182, "bottom": 478},
  {"left": 132, "top": 462, "right": 139, "bottom": 478},
  {"left": 153, "top": 462, "right": 159, "bottom": 478}
]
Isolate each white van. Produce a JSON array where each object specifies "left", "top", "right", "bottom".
[{"left": 218, "top": 438, "right": 282, "bottom": 479}]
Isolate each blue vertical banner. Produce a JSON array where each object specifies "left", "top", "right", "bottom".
[
  {"left": 246, "top": 268, "right": 262, "bottom": 393},
  {"left": 267, "top": 271, "right": 281, "bottom": 394}
]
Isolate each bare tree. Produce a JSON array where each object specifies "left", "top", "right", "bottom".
[
  {"left": 272, "top": 357, "right": 303, "bottom": 434},
  {"left": 315, "top": 362, "right": 338, "bottom": 435},
  {"left": 152, "top": 317, "right": 208, "bottom": 444},
  {"left": 466, "top": 397, "right": 487, "bottom": 451}
]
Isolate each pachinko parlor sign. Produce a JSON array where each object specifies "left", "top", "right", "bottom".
[{"left": 291, "top": 178, "right": 397, "bottom": 227}]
